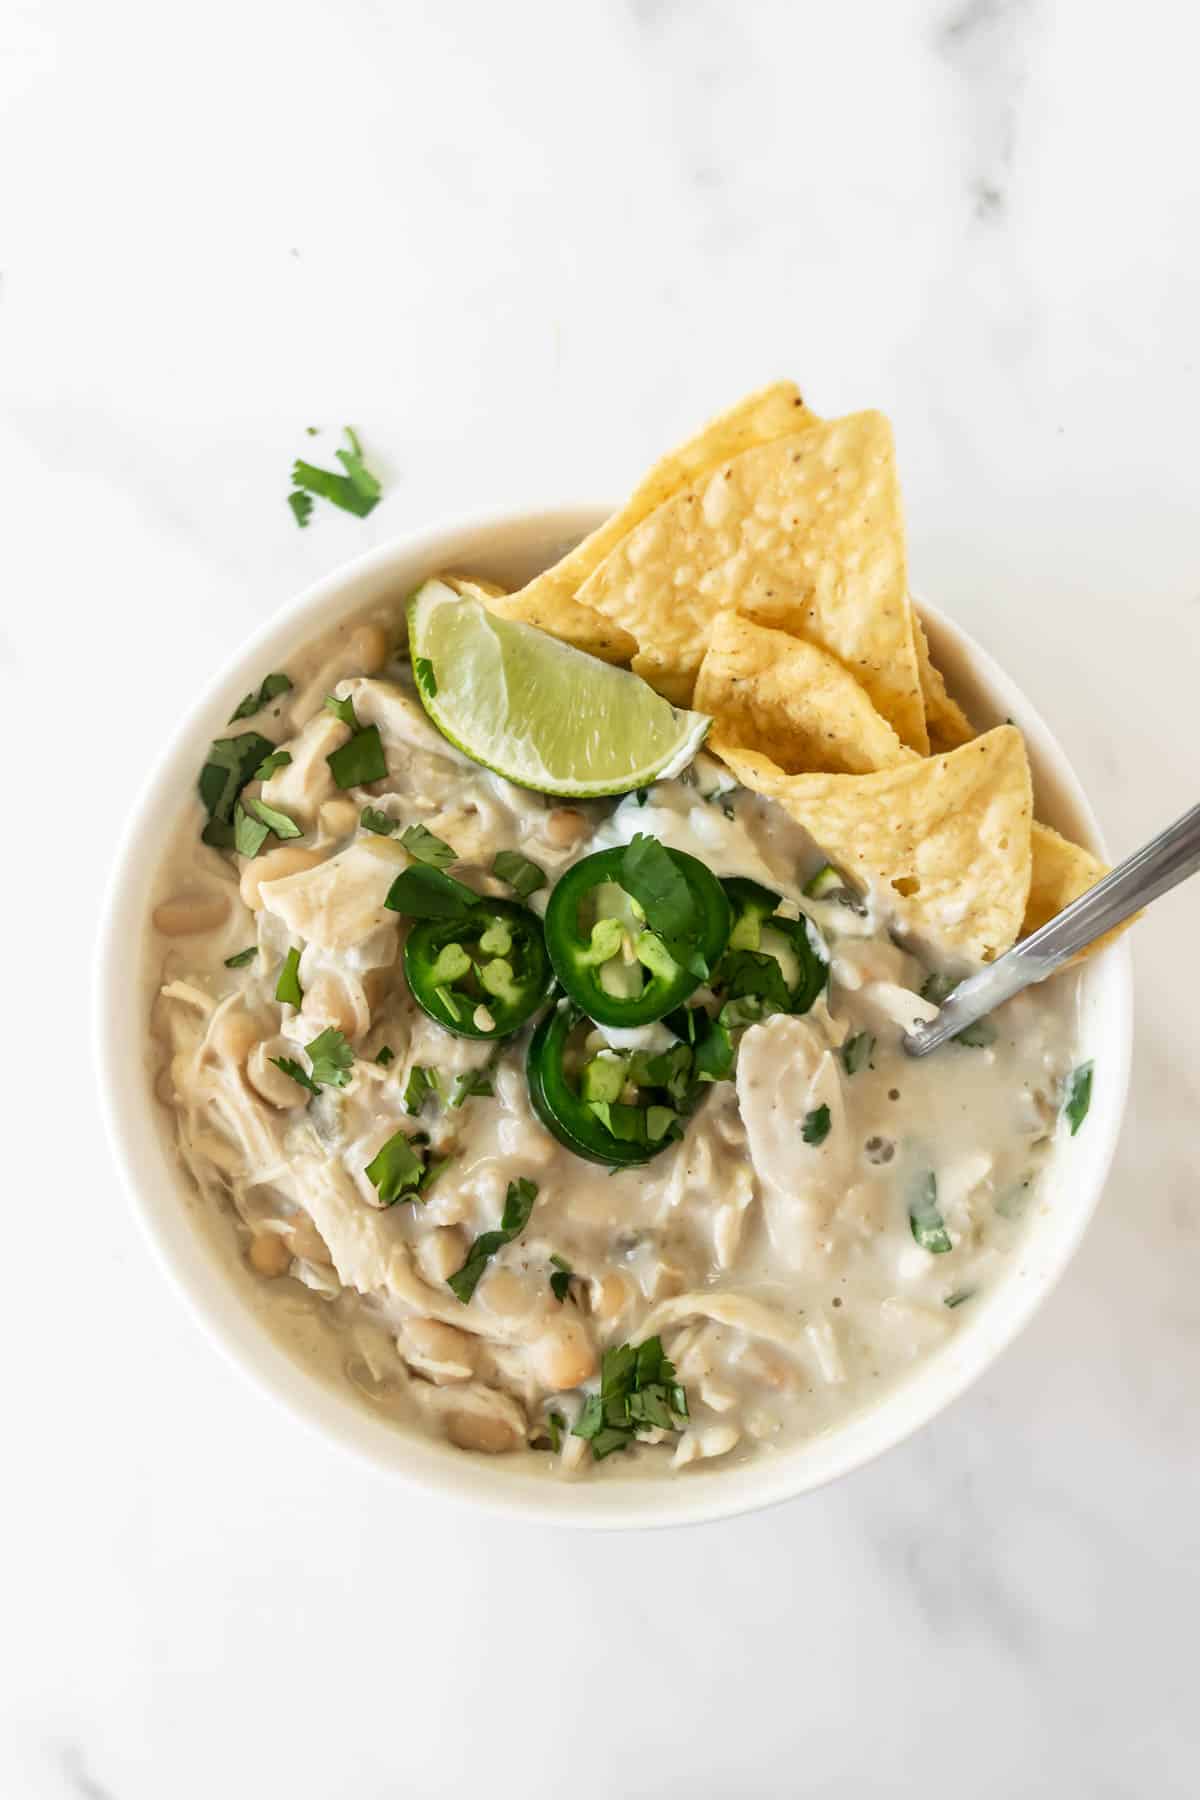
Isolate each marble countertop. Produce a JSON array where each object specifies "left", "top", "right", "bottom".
[{"left": 3, "top": 1, "right": 1197, "bottom": 1794}]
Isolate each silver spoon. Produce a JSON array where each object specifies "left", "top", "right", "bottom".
[{"left": 903, "top": 800, "right": 1200, "bottom": 1057}]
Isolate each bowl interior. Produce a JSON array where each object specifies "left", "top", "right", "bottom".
[{"left": 96, "top": 507, "right": 1132, "bottom": 1530}]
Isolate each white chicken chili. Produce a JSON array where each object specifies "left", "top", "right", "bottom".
[{"left": 149, "top": 603, "right": 1086, "bottom": 1475}]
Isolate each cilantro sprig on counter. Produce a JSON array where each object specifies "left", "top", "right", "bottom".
[{"left": 288, "top": 428, "right": 382, "bottom": 525}]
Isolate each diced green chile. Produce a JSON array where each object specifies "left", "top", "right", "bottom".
[
  {"left": 527, "top": 1004, "right": 695, "bottom": 1167},
  {"left": 404, "top": 898, "right": 555, "bottom": 1040},
  {"left": 909, "top": 1171, "right": 952, "bottom": 1253},
  {"left": 543, "top": 845, "right": 731, "bottom": 1027},
  {"left": 722, "top": 876, "right": 781, "bottom": 951}
]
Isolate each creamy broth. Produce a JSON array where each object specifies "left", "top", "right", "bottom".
[{"left": 149, "top": 601, "right": 1080, "bottom": 1476}]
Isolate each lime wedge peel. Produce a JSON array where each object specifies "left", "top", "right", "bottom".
[{"left": 407, "top": 579, "right": 711, "bottom": 798}]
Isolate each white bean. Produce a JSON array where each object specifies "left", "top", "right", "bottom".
[
  {"left": 543, "top": 808, "right": 589, "bottom": 849},
  {"left": 208, "top": 1008, "right": 264, "bottom": 1065},
  {"left": 247, "top": 1036, "right": 308, "bottom": 1108},
  {"left": 347, "top": 622, "right": 389, "bottom": 674},
  {"left": 445, "top": 1410, "right": 522, "bottom": 1454},
  {"left": 415, "top": 1227, "right": 467, "bottom": 1286},
  {"left": 248, "top": 1232, "right": 292, "bottom": 1278},
  {"left": 318, "top": 797, "right": 359, "bottom": 838},
  {"left": 529, "top": 1317, "right": 597, "bottom": 1391}
]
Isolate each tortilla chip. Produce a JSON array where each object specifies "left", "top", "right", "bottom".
[
  {"left": 719, "top": 726, "right": 1032, "bottom": 962},
  {"left": 489, "top": 382, "right": 813, "bottom": 665},
  {"left": 912, "top": 612, "right": 975, "bottom": 753},
  {"left": 1025, "top": 822, "right": 1131, "bottom": 958},
  {"left": 483, "top": 587, "right": 636, "bottom": 664},
  {"left": 576, "top": 412, "right": 928, "bottom": 751},
  {"left": 695, "top": 613, "right": 913, "bottom": 777},
  {"left": 441, "top": 572, "right": 510, "bottom": 602}
]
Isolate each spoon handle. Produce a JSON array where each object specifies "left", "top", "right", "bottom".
[{"left": 904, "top": 799, "right": 1200, "bottom": 1057}]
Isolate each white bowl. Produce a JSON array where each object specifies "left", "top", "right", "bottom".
[{"left": 96, "top": 507, "right": 1133, "bottom": 1530}]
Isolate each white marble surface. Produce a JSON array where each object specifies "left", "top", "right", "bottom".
[{"left": 2, "top": 1, "right": 1198, "bottom": 1794}]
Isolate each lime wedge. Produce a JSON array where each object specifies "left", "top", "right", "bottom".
[{"left": 407, "top": 579, "right": 710, "bottom": 797}]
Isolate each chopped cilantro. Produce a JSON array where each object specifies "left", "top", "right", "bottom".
[
  {"left": 635, "top": 788, "right": 649, "bottom": 807},
  {"left": 305, "top": 1027, "right": 354, "bottom": 1089},
  {"left": 841, "top": 1031, "right": 875, "bottom": 1076},
  {"left": 270, "top": 1055, "right": 320, "bottom": 1096},
  {"left": 1063, "top": 1061, "right": 1094, "bottom": 1135},
  {"left": 571, "top": 1336, "right": 688, "bottom": 1460},
  {"left": 197, "top": 731, "right": 274, "bottom": 846},
  {"left": 716, "top": 947, "right": 793, "bottom": 1016},
  {"left": 336, "top": 427, "right": 381, "bottom": 504},
  {"left": 228, "top": 673, "right": 292, "bottom": 723},
  {"left": 291, "top": 428, "right": 382, "bottom": 520},
  {"left": 327, "top": 724, "right": 387, "bottom": 789},
  {"left": 364, "top": 1128, "right": 436, "bottom": 1207},
  {"left": 549, "top": 1254, "right": 573, "bottom": 1304},
  {"left": 802, "top": 1104, "right": 832, "bottom": 1146},
  {"left": 266, "top": 1027, "right": 351, "bottom": 1097},
  {"left": 492, "top": 849, "right": 546, "bottom": 899},
  {"left": 234, "top": 803, "right": 270, "bottom": 858},
  {"left": 450, "top": 1057, "right": 497, "bottom": 1107},
  {"left": 944, "top": 1287, "right": 976, "bottom": 1309},
  {"left": 254, "top": 749, "right": 293, "bottom": 780},
  {"left": 447, "top": 1178, "right": 538, "bottom": 1303},
  {"left": 403, "top": 1065, "right": 437, "bottom": 1114},
  {"left": 288, "top": 490, "right": 313, "bottom": 528},
  {"left": 400, "top": 823, "right": 456, "bottom": 869},
  {"left": 385, "top": 863, "right": 477, "bottom": 919},
  {"left": 956, "top": 1018, "right": 997, "bottom": 1048},
  {"left": 246, "top": 796, "right": 302, "bottom": 841},
  {"left": 920, "top": 971, "right": 956, "bottom": 1007},
  {"left": 224, "top": 946, "right": 257, "bottom": 968},
  {"left": 665, "top": 1004, "right": 735, "bottom": 1085},
  {"left": 360, "top": 807, "right": 396, "bottom": 836},
  {"left": 324, "top": 692, "right": 360, "bottom": 730},
  {"left": 275, "top": 946, "right": 303, "bottom": 1007},
  {"left": 620, "top": 834, "right": 706, "bottom": 979},
  {"left": 546, "top": 1411, "right": 564, "bottom": 1453},
  {"left": 375, "top": 1045, "right": 395, "bottom": 1066},
  {"left": 693, "top": 1013, "right": 734, "bottom": 1083}
]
